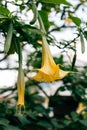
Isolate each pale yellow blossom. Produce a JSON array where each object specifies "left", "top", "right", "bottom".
[
  {"left": 65, "top": 17, "right": 72, "bottom": 24},
  {"left": 32, "top": 36, "right": 69, "bottom": 82}
]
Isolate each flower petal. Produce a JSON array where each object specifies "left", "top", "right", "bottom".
[{"left": 32, "top": 65, "right": 69, "bottom": 82}]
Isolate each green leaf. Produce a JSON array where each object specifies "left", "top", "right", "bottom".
[
  {"left": 83, "top": 31, "right": 87, "bottom": 41},
  {"left": 0, "top": 118, "right": 9, "bottom": 125},
  {"left": 22, "top": 25, "right": 44, "bottom": 36},
  {"left": 30, "top": 3, "right": 38, "bottom": 24},
  {"left": 20, "top": 5, "right": 25, "bottom": 11},
  {"left": 15, "top": 114, "right": 30, "bottom": 126},
  {"left": 0, "top": 6, "right": 10, "bottom": 16},
  {"left": 69, "top": 15, "right": 81, "bottom": 26},
  {"left": 3, "top": 125, "right": 21, "bottom": 130},
  {"left": 0, "top": 119, "right": 20, "bottom": 130},
  {"left": 39, "top": 11, "right": 50, "bottom": 32},
  {"left": 7, "top": 36, "right": 18, "bottom": 54},
  {"left": 50, "top": 118, "right": 59, "bottom": 128},
  {"left": 37, "top": 120, "right": 52, "bottom": 128},
  {"left": 8, "top": 42, "right": 16, "bottom": 54},
  {"left": 79, "top": 120, "right": 87, "bottom": 127},
  {"left": 4, "top": 22, "right": 13, "bottom": 53},
  {"left": 40, "top": 0, "right": 71, "bottom": 6},
  {"left": 0, "top": 14, "right": 8, "bottom": 19},
  {"left": 80, "top": 32, "right": 85, "bottom": 53},
  {"left": 70, "top": 112, "right": 79, "bottom": 122}
]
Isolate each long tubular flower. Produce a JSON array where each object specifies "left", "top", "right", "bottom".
[
  {"left": 32, "top": 35, "right": 69, "bottom": 82},
  {"left": 32, "top": 14, "right": 69, "bottom": 82},
  {"left": 17, "top": 66, "right": 25, "bottom": 107},
  {"left": 16, "top": 42, "right": 25, "bottom": 111}
]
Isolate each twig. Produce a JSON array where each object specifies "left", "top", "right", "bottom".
[
  {"left": 0, "top": 55, "right": 8, "bottom": 62},
  {"left": 0, "top": 51, "right": 4, "bottom": 54},
  {"left": 0, "top": 67, "right": 18, "bottom": 70},
  {"left": 0, "top": 86, "right": 17, "bottom": 94}
]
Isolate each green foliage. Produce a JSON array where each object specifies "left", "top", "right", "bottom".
[
  {"left": 40, "top": 0, "right": 71, "bottom": 6},
  {"left": 39, "top": 10, "right": 50, "bottom": 32},
  {"left": 30, "top": 2, "right": 38, "bottom": 25},
  {"left": 0, "top": 6, "right": 10, "bottom": 16},
  {"left": 4, "top": 22, "right": 13, "bottom": 53},
  {"left": 69, "top": 15, "right": 81, "bottom": 26}
]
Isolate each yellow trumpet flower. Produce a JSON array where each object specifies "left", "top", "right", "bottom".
[
  {"left": 17, "top": 67, "right": 25, "bottom": 107},
  {"left": 32, "top": 36, "right": 69, "bottom": 82},
  {"left": 65, "top": 17, "right": 72, "bottom": 24},
  {"left": 76, "top": 102, "right": 84, "bottom": 114}
]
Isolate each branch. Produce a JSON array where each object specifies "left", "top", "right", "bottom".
[
  {"left": 49, "top": 25, "right": 76, "bottom": 33},
  {"left": 0, "top": 86, "right": 17, "bottom": 94},
  {"left": 0, "top": 51, "right": 4, "bottom": 54},
  {"left": 0, "top": 67, "right": 18, "bottom": 70},
  {"left": 0, "top": 55, "right": 8, "bottom": 62}
]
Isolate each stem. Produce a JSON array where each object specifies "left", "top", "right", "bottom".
[
  {"left": 17, "top": 42, "right": 22, "bottom": 68},
  {"left": 38, "top": 13, "right": 46, "bottom": 34},
  {"left": 37, "top": 84, "right": 49, "bottom": 99}
]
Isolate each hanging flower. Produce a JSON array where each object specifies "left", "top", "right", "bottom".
[
  {"left": 65, "top": 17, "right": 72, "bottom": 24},
  {"left": 17, "top": 66, "right": 25, "bottom": 107},
  {"left": 32, "top": 36, "right": 69, "bottom": 82},
  {"left": 76, "top": 103, "right": 84, "bottom": 114}
]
